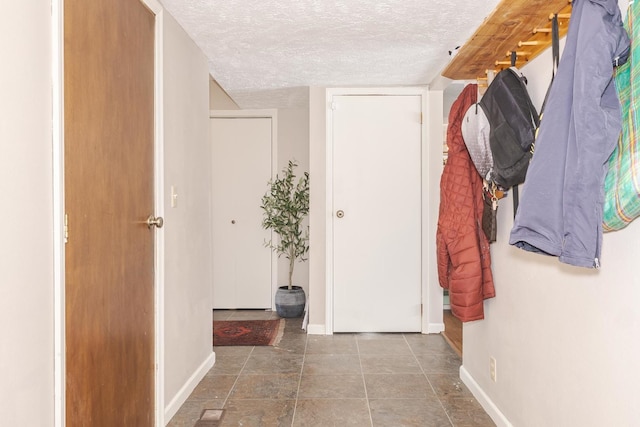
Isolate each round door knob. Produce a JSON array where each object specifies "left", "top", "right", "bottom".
[
  {"left": 146, "top": 215, "right": 164, "bottom": 229},
  {"left": 231, "top": 220, "right": 236, "bottom": 224},
  {"left": 336, "top": 210, "right": 345, "bottom": 218}
]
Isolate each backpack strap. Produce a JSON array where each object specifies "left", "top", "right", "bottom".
[
  {"left": 506, "top": 66, "right": 538, "bottom": 218},
  {"left": 537, "top": 14, "right": 561, "bottom": 122},
  {"left": 509, "top": 53, "right": 522, "bottom": 219},
  {"left": 512, "top": 14, "right": 560, "bottom": 218},
  {"left": 551, "top": 14, "right": 560, "bottom": 75},
  {"left": 509, "top": 67, "right": 541, "bottom": 132}
]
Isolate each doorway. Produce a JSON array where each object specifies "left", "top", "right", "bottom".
[
  {"left": 64, "top": 0, "right": 157, "bottom": 425},
  {"left": 441, "top": 83, "right": 466, "bottom": 355},
  {"left": 210, "top": 111, "right": 277, "bottom": 309},
  {"left": 328, "top": 90, "right": 425, "bottom": 333}
]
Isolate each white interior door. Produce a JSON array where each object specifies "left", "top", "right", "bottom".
[
  {"left": 211, "top": 117, "right": 272, "bottom": 308},
  {"left": 332, "top": 95, "right": 422, "bottom": 332}
]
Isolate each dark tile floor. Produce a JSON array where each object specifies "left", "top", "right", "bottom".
[{"left": 167, "top": 310, "right": 495, "bottom": 427}]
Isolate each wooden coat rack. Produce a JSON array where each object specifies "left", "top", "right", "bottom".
[{"left": 441, "top": 0, "right": 573, "bottom": 82}]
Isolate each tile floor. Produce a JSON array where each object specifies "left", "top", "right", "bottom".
[{"left": 167, "top": 310, "right": 495, "bottom": 427}]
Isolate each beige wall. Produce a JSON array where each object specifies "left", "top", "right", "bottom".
[
  {"left": 424, "top": 90, "right": 445, "bottom": 331},
  {"left": 276, "top": 107, "right": 311, "bottom": 294},
  {"left": 209, "top": 77, "right": 239, "bottom": 110},
  {"left": 308, "top": 87, "right": 328, "bottom": 332},
  {"left": 0, "top": 2, "right": 55, "bottom": 425},
  {"left": 162, "top": 13, "right": 214, "bottom": 421},
  {"left": 463, "top": 1, "right": 640, "bottom": 424}
]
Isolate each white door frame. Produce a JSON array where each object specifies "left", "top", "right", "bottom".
[
  {"left": 146, "top": 2, "right": 165, "bottom": 424},
  {"left": 52, "top": 1, "right": 64, "bottom": 425},
  {"left": 53, "top": 1, "right": 166, "bottom": 425},
  {"left": 325, "top": 87, "right": 437, "bottom": 334},
  {"left": 209, "top": 109, "right": 278, "bottom": 310}
]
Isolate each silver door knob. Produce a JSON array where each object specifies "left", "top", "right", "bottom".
[
  {"left": 336, "top": 210, "right": 344, "bottom": 218},
  {"left": 146, "top": 215, "right": 164, "bottom": 229}
]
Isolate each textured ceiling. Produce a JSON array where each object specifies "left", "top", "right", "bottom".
[{"left": 159, "top": 0, "right": 501, "bottom": 109}]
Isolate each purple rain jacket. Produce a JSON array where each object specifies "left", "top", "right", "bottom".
[{"left": 509, "top": 0, "right": 630, "bottom": 268}]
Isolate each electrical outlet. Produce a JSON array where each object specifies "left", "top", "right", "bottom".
[{"left": 490, "top": 357, "right": 497, "bottom": 382}]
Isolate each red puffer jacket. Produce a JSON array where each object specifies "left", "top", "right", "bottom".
[{"left": 436, "top": 84, "right": 495, "bottom": 322}]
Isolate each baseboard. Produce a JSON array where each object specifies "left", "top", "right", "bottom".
[
  {"left": 306, "top": 323, "right": 326, "bottom": 335},
  {"left": 459, "top": 365, "right": 512, "bottom": 427},
  {"left": 164, "top": 351, "right": 216, "bottom": 424},
  {"left": 307, "top": 323, "right": 445, "bottom": 335},
  {"left": 426, "top": 322, "right": 445, "bottom": 334}
]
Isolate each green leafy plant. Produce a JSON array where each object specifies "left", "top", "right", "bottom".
[{"left": 260, "top": 160, "right": 310, "bottom": 290}]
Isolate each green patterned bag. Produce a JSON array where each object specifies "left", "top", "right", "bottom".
[{"left": 604, "top": 1, "right": 640, "bottom": 232}]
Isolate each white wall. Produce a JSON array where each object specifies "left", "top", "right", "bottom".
[
  {"left": 276, "top": 107, "right": 311, "bottom": 294},
  {"left": 162, "top": 13, "right": 214, "bottom": 422},
  {"left": 308, "top": 87, "right": 328, "bottom": 332},
  {"left": 0, "top": 2, "right": 55, "bottom": 425},
  {"left": 463, "top": 2, "right": 640, "bottom": 423}
]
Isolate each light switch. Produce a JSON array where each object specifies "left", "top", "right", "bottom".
[{"left": 171, "top": 185, "right": 178, "bottom": 208}]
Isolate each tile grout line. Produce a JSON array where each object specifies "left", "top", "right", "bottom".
[
  {"left": 219, "top": 345, "right": 256, "bottom": 410},
  {"left": 403, "top": 334, "right": 455, "bottom": 427},
  {"left": 198, "top": 314, "right": 489, "bottom": 426},
  {"left": 356, "top": 336, "right": 375, "bottom": 427},
  {"left": 289, "top": 325, "right": 308, "bottom": 426}
]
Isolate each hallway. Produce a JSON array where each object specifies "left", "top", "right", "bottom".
[{"left": 168, "top": 310, "right": 494, "bottom": 426}]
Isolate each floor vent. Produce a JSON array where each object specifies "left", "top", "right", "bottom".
[{"left": 194, "top": 409, "right": 224, "bottom": 426}]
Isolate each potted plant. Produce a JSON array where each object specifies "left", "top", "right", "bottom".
[{"left": 260, "top": 160, "right": 309, "bottom": 318}]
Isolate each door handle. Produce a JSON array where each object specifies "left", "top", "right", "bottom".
[
  {"left": 146, "top": 215, "right": 164, "bottom": 229},
  {"left": 336, "top": 210, "right": 344, "bottom": 218}
]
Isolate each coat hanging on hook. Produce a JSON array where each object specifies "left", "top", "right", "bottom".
[{"left": 510, "top": 0, "right": 630, "bottom": 268}]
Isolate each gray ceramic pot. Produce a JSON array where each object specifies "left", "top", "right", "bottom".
[{"left": 275, "top": 286, "right": 306, "bottom": 318}]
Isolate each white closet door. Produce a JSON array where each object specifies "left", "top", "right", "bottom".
[
  {"left": 332, "top": 95, "right": 422, "bottom": 332},
  {"left": 211, "top": 117, "right": 272, "bottom": 308}
]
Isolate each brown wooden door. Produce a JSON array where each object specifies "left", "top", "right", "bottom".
[{"left": 64, "top": 0, "right": 156, "bottom": 425}]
